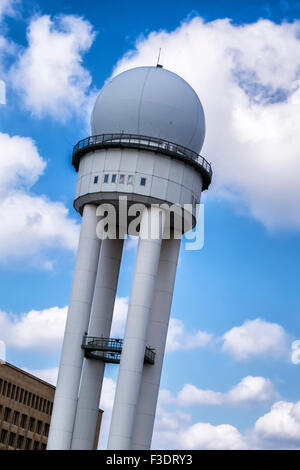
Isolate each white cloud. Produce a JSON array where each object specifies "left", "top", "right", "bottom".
[
  {"left": 0, "top": 0, "right": 18, "bottom": 22},
  {"left": 11, "top": 14, "right": 96, "bottom": 121},
  {"left": 176, "top": 422, "right": 248, "bottom": 450},
  {"left": 0, "top": 131, "right": 79, "bottom": 264},
  {"left": 112, "top": 17, "right": 300, "bottom": 230},
  {"left": 23, "top": 366, "right": 59, "bottom": 386},
  {"left": 171, "top": 376, "right": 277, "bottom": 407},
  {"left": 110, "top": 297, "right": 128, "bottom": 338},
  {"left": 253, "top": 400, "right": 300, "bottom": 448},
  {"left": 0, "top": 305, "right": 67, "bottom": 351},
  {"left": 222, "top": 318, "right": 289, "bottom": 360},
  {"left": 166, "top": 318, "right": 212, "bottom": 352},
  {"left": 177, "top": 384, "right": 223, "bottom": 406},
  {"left": 152, "top": 403, "right": 247, "bottom": 450},
  {"left": 226, "top": 376, "right": 277, "bottom": 404},
  {"left": 0, "top": 132, "right": 45, "bottom": 192},
  {"left": 291, "top": 340, "right": 300, "bottom": 365}
]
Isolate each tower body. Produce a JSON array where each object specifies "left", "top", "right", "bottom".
[{"left": 47, "top": 66, "right": 212, "bottom": 450}]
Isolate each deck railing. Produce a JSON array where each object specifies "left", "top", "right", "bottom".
[
  {"left": 81, "top": 335, "right": 156, "bottom": 364},
  {"left": 72, "top": 133, "right": 212, "bottom": 190}
]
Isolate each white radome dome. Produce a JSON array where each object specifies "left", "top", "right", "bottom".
[{"left": 91, "top": 66, "right": 205, "bottom": 154}]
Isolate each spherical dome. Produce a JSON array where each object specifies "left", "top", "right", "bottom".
[{"left": 91, "top": 66, "right": 205, "bottom": 154}]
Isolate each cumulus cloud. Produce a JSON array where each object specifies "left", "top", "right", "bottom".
[
  {"left": 111, "top": 17, "right": 300, "bottom": 230},
  {"left": 222, "top": 318, "right": 289, "bottom": 360},
  {"left": 152, "top": 403, "right": 247, "bottom": 450},
  {"left": 176, "top": 422, "right": 248, "bottom": 450},
  {"left": 11, "top": 14, "right": 96, "bottom": 121},
  {"left": 0, "top": 306, "right": 67, "bottom": 351},
  {"left": 0, "top": 131, "right": 79, "bottom": 264},
  {"left": 0, "top": 132, "right": 45, "bottom": 191},
  {"left": 166, "top": 318, "right": 212, "bottom": 352},
  {"left": 253, "top": 400, "right": 300, "bottom": 449},
  {"left": 166, "top": 375, "right": 277, "bottom": 407}
]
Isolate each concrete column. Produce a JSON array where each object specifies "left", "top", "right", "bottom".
[
  {"left": 71, "top": 238, "right": 124, "bottom": 450},
  {"left": 131, "top": 236, "right": 181, "bottom": 449},
  {"left": 47, "top": 204, "right": 101, "bottom": 450},
  {"left": 107, "top": 207, "right": 165, "bottom": 450}
]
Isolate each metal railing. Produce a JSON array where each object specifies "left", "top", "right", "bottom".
[
  {"left": 72, "top": 133, "right": 212, "bottom": 190},
  {"left": 81, "top": 335, "right": 156, "bottom": 364}
]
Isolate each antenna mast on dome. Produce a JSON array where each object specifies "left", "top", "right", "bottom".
[{"left": 156, "top": 48, "right": 163, "bottom": 68}]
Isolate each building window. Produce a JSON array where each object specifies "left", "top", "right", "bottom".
[
  {"left": 20, "top": 414, "right": 27, "bottom": 428},
  {"left": 6, "top": 382, "right": 11, "bottom": 397},
  {"left": 0, "top": 430, "right": 7, "bottom": 444},
  {"left": 41, "top": 443, "right": 46, "bottom": 450},
  {"left": 29, "top": 417, "right": 35, "bottom": 432},
  {"left": 15, "top": 387, "right": 20, "bottom": 401},
  {"left": 36, "top": 420, "right": 42, "bottom": 434},
  {"left": 127, "top": 175, "right": 134, "bottom": 185},
  {"left": 4, "top": 407, "right": 11, "bottom": 422},
  {"left": 93, "top": 175, "right": 98, "bottom": 184},
  {"left": 19, "top": 388, "right": 24, "bottom": 403},
  {"left": 44, "top": 423, "right": 49, "bottom": 437},
  {"left": 33, "top": 440, "right": 39, "bottom": 450},
  {"left": 11, "top": 384, "right": 16, "bottom": 399},
  {"left": 0, "top": 378, "right": 3, "bottom": 393},
  {"left": 140, "top": 177, "right": 147, "bottom": 186},
  {"left": 103, "top": 174, "right": 109, "bottom": 183},
  {"left": 119, "top": 174, "right": 125, "bottom": 184},
  {"left": 8, "top": 432, "right": 16, "bottom": 447},
  {"left": 12, "top": 410, "right": 19, "bottom": 426},
  {"left": 111, "top": 174, "right": 117, "bottom": 183},
  {"left": 25, "top": 438, "right": 32, "bottom": 450},
  {"left": 38, "top": 398, "right": 42, "bottom": 411},
  {"left": 17, "top": 435, "right": 24, "bottom": 450}
]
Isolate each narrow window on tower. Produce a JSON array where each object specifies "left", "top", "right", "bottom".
[
  {"left": 127, "top": 175, "right": 134, "bottom": 185},
  {"left": 111, "top": 174, "right": 117, "bottom": 183},
  {"left": 140, "top": 177, "right": 147, "bottom": 186},
  {"left": 119, "top": 174, "right": 125, "bottom": 184},
  {"left": 103, "top": 174, "right": 109, "bottom": 183},
  {"left": 93, "top": 176, "right": 98, "bottom": 184}
]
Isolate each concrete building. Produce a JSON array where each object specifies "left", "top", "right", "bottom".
[
  {"left": 47, "top": 65, "right": 212, "bottom": 450},
  {"left": 0, "top": 362, "right": 102, "bottom": 450}
]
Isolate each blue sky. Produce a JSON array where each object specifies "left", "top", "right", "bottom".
[{"left": 0, "top": 0, "right": 300, "bottom": 450}]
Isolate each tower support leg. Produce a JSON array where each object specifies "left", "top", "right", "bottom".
[
  {"left": 131, "top": 236, "right": 181, "bottom": 449},
  {"left": 107, "top": 207, "right": 165, "bottom": 450},
  {"left": 47, "top": 204, "right": 101, "bottom": 450},
  {"left": 71, "top": 238, "right": 124, "bottom": 450}
]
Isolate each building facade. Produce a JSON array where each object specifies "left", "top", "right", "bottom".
[{"left": 0, "top": 362, "right": 102, "bottom": 450}]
